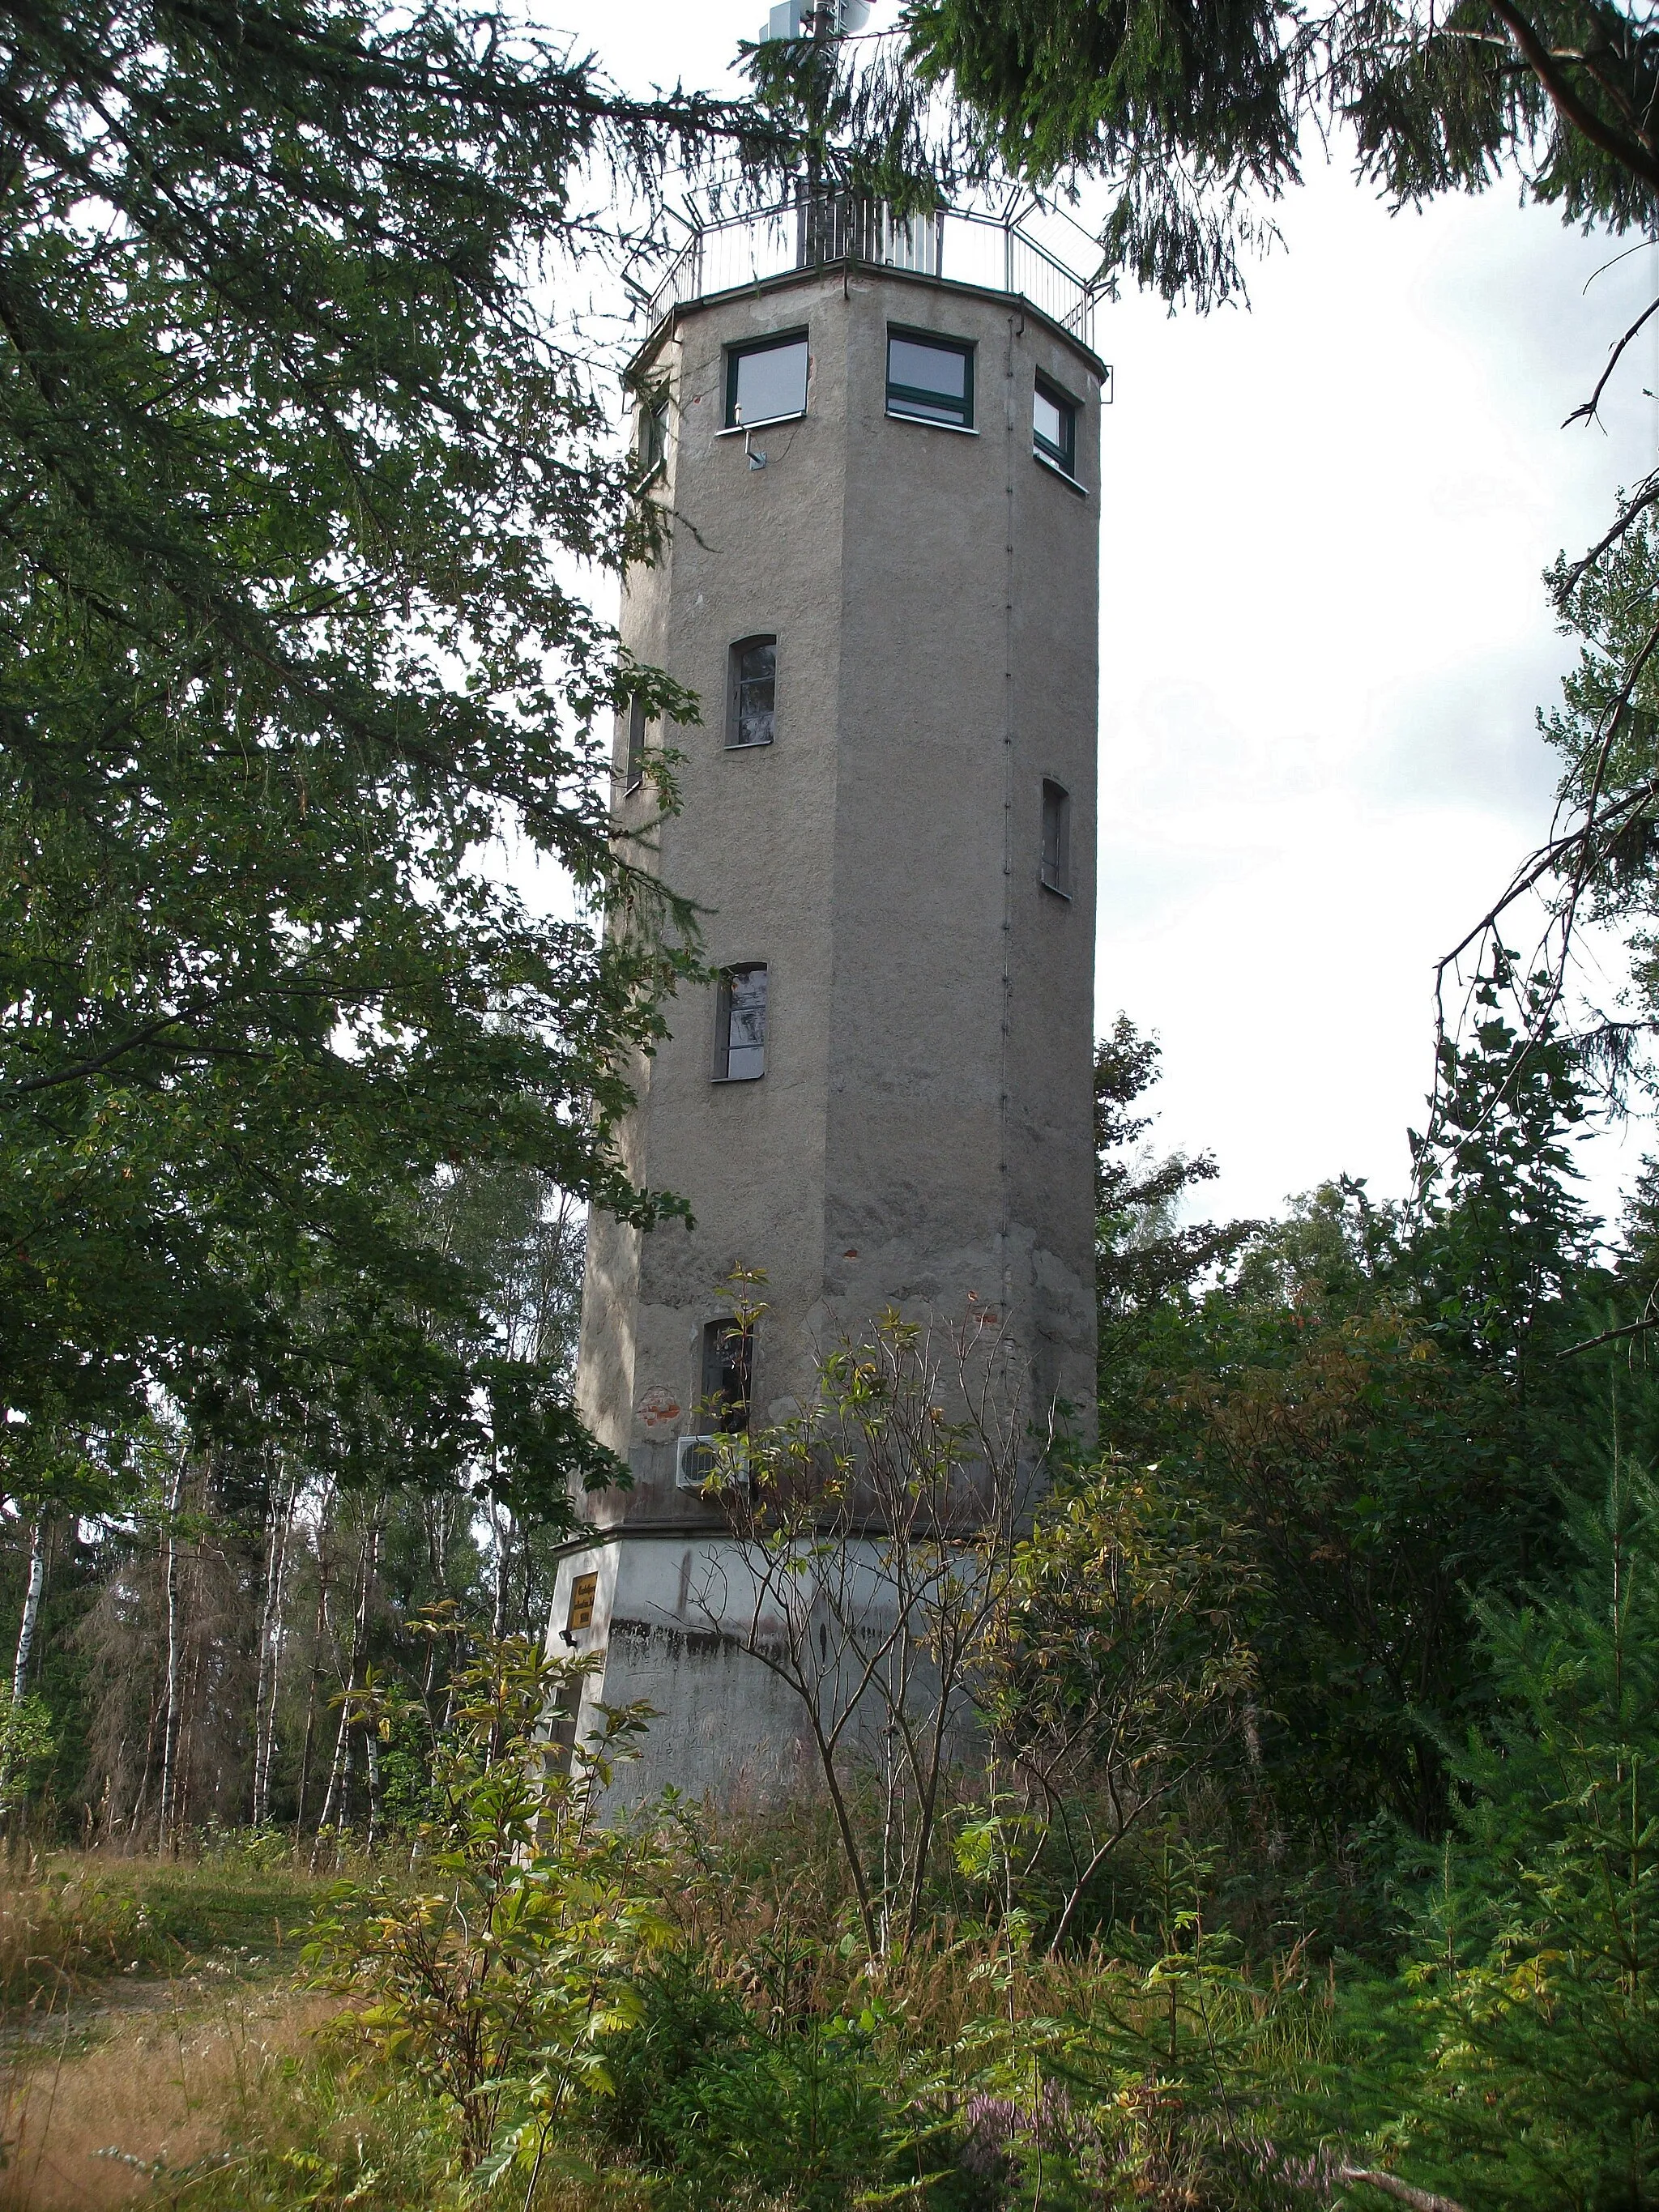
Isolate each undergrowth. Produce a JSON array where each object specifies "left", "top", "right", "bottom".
[{"left": 0, "top": 1846, "right": 335, "bottom": 2008}]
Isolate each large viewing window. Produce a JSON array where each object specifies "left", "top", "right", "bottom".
[
  {"left": 728, "top": 636, "right": 777, "bottom": 748},
  {"left": 886, "top": 330, "right": 974, "bottom": 428},
  {"left": 726, "top": 333, "right": 809, "bottom": 428},
  {"left": 1041, "top": 779, "right": 1073, "bottom": 897},
  {"left": 714, "top": 963, "right": 769, "bottom": 1081},
  {"left": 1033, "top": 375, "right": 1078, "bottom": 478}
]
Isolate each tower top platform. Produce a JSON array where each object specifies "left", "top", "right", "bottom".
[{"left": 638, "top": 192, "right": 1105, "bottom": 362}]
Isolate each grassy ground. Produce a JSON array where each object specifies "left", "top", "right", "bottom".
[
  {"left": 0, "top": 1826, "right": 1358, "bottom": 2212},
  {"left": 0, "top": 1851, "right": 344, "bottom": 2212},
  {"left": 0, "top": 1849, "right": 325, "bottom": 2008}
]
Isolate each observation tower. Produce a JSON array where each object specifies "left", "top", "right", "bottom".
[{"left": 549, "top": 190, "right": 1107, "bottom": 1801}]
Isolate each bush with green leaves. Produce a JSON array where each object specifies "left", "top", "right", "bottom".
[
  {"left": 1370, "top": 1464, "right": 1659, "bottom": 2211},
  {"left": 305, "top": 1633, "right": 667, "bottom": 2187},
  {"left": 598, "top": 1955, "right": 902, "bottom": 2212}
]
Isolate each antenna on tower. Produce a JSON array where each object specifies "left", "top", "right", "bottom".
[{"left": 759, "top": 0, "right": 871, "bottom": 40}]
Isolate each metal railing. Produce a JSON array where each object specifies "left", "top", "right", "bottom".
[{"left": 639, "top": 193, "right": 1102, "bottom": 352}]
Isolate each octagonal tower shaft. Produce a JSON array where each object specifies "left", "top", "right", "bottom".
[{"left": 557, "top": 260, "right": 1102, "bottom": 1802}]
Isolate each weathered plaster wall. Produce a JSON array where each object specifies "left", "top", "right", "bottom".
[{"left": 565, "top": 264, "right": 1102, "bottom": 1796}]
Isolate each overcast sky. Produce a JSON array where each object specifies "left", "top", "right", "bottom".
[{"left": 563, "top": 0, "right": 1659, "bottom": 1229}]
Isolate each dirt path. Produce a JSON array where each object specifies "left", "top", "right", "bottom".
[{"left": 0, "top": 1963, "right": 331, "bottom": 2211}]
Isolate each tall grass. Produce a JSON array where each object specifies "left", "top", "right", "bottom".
[
  {"left": 0, "top": 1848, "right": 347, "bottom": 2211},
  {"left": 0, "top": 1975, "right": 335, "bottom": 2212}
]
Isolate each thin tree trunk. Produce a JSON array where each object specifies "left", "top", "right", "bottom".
[
  {"left": 312, "top": 1517, "right": 377, "bottom": 1867},
  {"left": 294, "top": 1495, "right": 335, "bottom": 1839},
  {"left": 0, "top": 1511, "right": 48, "bottom": 1838},
  {"left": 489, "top": 1488, "right": 507, "bottom": 1639},
  {"left": 311, "top": 1690, "right": 352, "bottom": 1871},
  {"left": 364, "top": 1710, "right": 382, "bottom": 1852},
  {"left": 11, "top": 1514, "right": 45, "bottom": 1703},
  {"left": 362, "top": 1523, "right": 383, "bottom": 1849},
  {"left": 129, "top": 1672, "right": 165, "bottom": 1844},
  {"left": 252, "top": 1468, "right": 296, "bottom": 1826},
  {"left": 156, "top": 1447, "right": 190, "bottom": 1852}
]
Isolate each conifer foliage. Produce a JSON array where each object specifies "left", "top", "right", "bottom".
[{"left": 0, "top": 0, "right": 780, "bottom": 1493}]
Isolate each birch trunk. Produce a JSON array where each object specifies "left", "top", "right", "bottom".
[
  {"left": 156, "top": 1447, "right": 190, "bottom": 1851},
  {"left": 294, "top": 1481, "right": 336, "bottom": 1837},
  {"left": 0, "top": 1512, "right": 47, "bottom": 1831},
  {"left": 359, "top": 1521, "right": 382, "bottom": 1847},
  {"left": 364, "top": 1707, "right": 382, "bottom": 1852},
  {"left": 251, "top": 1469, "right": 296, "bottom": 1826},
  {"left": 311, "top": 1516, "right": 378, "bottom": 1866},
  {"left": 11, "top": 1515, "right": 45, "bottom": 1704},
  {"left": 489, "top": 1490, "right": 507, "bottom": 1639},
  {"left": 309, "top": 1541, "right": 361, "bottom": 1867}
]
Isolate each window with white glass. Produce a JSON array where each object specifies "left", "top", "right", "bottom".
[
  {"left": 1033, "top": 375, "right": 1078, "bottom": 477},
  {"left": 886, "top": 329, "right": 974, "bottom": 428},
  {"left": 714, "top": 963, "right": 769, "bottom": 1080},
  {"left": 725, "top": 333, "right": 809, "bottom": 428}
]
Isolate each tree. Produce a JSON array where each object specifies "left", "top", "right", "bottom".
[
  {"left": 971, "top": 1460, "right": 1256, "bottom": 1949},
  {"left": 1085, "top": 978, "right": 1626, "bottom": 1847},
  {"left": 767, "top": 1, "right": 1659, "bottom": 309},
  {"left": 692, "top": 1299, "right": 1040, "bottom": 1959},
  {"left": 1093, "top": 1014, "right": 1254, "bottom": 1458},
  {"left": 0, "top": 0, "right": 795, "bottom": 1498},
  {"left": 1381, "top": 1461, "right": 1659, "bottom": 2212}
]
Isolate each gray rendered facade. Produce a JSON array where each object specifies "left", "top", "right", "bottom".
[{"left": 552, "top": 261, "right": 1102, "bottom": 1802}]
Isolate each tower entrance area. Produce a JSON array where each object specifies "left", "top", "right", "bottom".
[{"left": 551, "top": 220, "right": 1105, "bottom": 1804}]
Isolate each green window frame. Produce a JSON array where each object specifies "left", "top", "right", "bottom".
[
  {"left": 1033, "top": 373, "right": 1078, "bottom": 477},
  {"left": 885, "top": 329, "right": 974, "bottom": 429},
  {"left": 724, "top": 331, "right": 810, "bottom": 429}
]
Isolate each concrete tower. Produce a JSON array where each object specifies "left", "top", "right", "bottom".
[{"left": 550, "top": 204, "right": 1104, "bottom": 1801}]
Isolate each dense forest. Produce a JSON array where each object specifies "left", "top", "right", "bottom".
[{"left": 9, "top": 0, "right": 1659, "bottom": 2206}]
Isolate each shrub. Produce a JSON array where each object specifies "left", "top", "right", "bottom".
[
  {"left": 599, "top": 1957, "right": 896, "bottom": 2212},
  {"left": 305, "top": 1634, "right": 665, "bottom": 2188},
  {"left": 1379, "top": 1465, "right": 1659, "bottom": 2210}
]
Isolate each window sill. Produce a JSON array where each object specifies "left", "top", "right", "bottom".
[
  {"left": 886, "top": 409, "right": 978, "bottom": 435},
  {"left": 718, "top": 413, "right": 806, "bottom": 435},
  {"left": 710, "top": 1072, "right": 766, "bottom": 1085},
  {"left": 724, "top": 737, "right": 774, "bottom": 751},
  {"left": 1034, "top": 449, "right": 1088, "bottom": 496},
  {"left": 1040, "top": 878, "right": 1073, "bottom": 901}
]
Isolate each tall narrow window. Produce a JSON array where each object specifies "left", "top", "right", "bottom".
[
  {"left": 639, "top": 388, "right": 668, "bottom": 479},
  {"left": 1033, "top": 375, "right": 1077, "bottom": 477},
  {"left": 728, "top": 637, "right": 776, "bottom": 748},
  {"left": 726, "top": 333, "right": 809, "bottom": 428},
  {"left": 699, "top": 1319, "right": 753, "bottom": 1434},
  {"left": 1041, "top": 779, "right": 1072, "bottom": 897},
  {"left": 714, "top": 962, "right": 768, "bottom": 1080},
  {"left": 624, "top": 697, "right": 646, "bottom": 794},
  {"left": 886, "top": 330, "right": 974, "bottom": 428}
]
